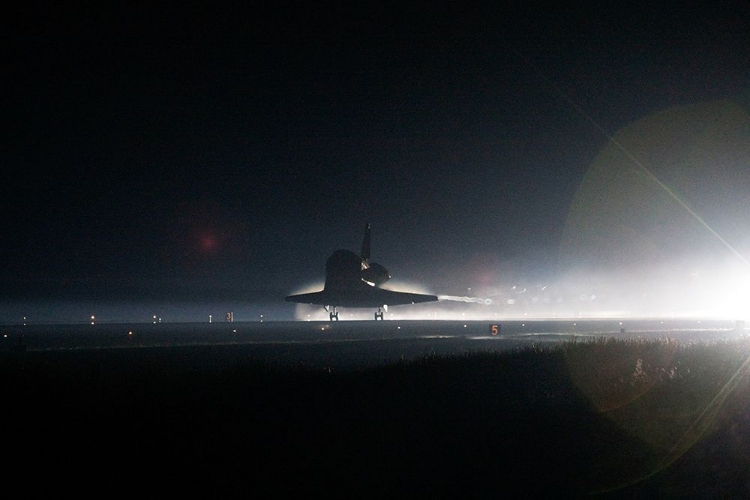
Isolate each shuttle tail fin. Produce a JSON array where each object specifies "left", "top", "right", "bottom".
[{"left": 361, "top": 222, "right": 371, "bottom": 265}]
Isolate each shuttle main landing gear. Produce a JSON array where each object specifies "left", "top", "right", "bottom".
[
  {"left": 325, "top": 306, "right": 339, "bottom": 321},
  {"left": 375, "top": 308, "right": 384, "bottom": 320}
]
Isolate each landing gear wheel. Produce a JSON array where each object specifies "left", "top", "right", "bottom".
[
  {"left": 375, "top": 311, "right": 384, "bottom": 320},
  {"left": 329, "top": 311, "right": 339, "bottom": 321}
]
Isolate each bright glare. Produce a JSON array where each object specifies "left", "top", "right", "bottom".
[{"left": 292, "top": 263, "right": 750, "bottom": 322}]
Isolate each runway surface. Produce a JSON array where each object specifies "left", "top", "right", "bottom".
[{"left": 2, "top": 317, "right": 744, "bottom": 369}]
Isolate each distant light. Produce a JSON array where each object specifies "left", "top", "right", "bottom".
[{"left": 128, "top": 331, "right": 133, "bottom": 336}]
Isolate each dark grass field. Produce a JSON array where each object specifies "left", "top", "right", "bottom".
[{"left": 3, "top": 332, "right": 750, "bottom": 497}]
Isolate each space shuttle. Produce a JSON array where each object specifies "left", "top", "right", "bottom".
[{"left": 285, "top": 223, "right": 438, "bottom": 320}]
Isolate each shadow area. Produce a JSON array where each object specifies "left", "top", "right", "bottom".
[{"left": 2, "top": 343, "right": 748, "bottom": 496}]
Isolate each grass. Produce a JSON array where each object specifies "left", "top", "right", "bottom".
[{"left": 2, "top": 336, "right": 750, "bottom": 496}]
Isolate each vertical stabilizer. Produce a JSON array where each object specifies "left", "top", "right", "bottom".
[{"left": 361, "top": 222, "right": 371, "bottom": 264}]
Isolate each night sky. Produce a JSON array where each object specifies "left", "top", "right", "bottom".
[{"left": 4, "top": 4, "right": 750, "bottom": 322}]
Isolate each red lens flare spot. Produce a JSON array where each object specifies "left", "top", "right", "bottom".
[{"left": 200, "top": 233, "right": 218, "bottom": 254}]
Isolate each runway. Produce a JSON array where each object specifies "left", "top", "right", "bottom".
[{"left": 2, "top": 317, "right": 744, "bottom": 369}]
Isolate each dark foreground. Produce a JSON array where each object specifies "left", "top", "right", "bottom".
[{"left": 3, "top": 334, "right": 750, "bottom": 497}]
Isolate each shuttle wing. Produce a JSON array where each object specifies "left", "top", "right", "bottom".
[{"left": 286, "top": 286, "right": 438, "bottom": 308}]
